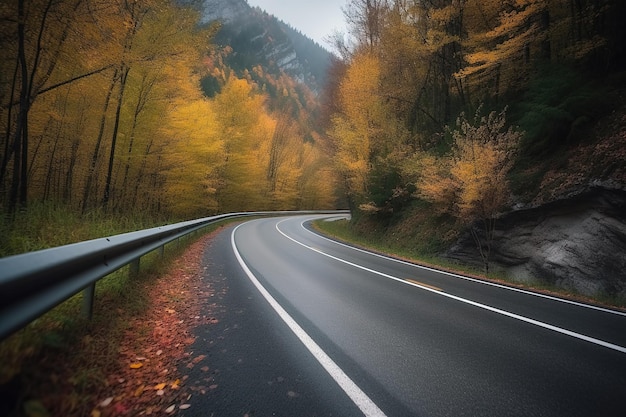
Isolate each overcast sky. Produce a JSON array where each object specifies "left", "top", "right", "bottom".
[{"left": 246, "top": 0, "right": 348, "bottom": 47}]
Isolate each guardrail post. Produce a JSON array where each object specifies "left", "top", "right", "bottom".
[
  {"left": 129, "top": 258, "right": 140, "bottom": 278},
  {"left": 82, "top": 283, "right": 95, "bottom": 320},
  {"left": 159, "top": 245, "right": 164, "bottom": 258}
]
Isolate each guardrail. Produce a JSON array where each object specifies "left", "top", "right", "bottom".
[{"left": 0, "top": 210, "right": 348, "bottom": 341}]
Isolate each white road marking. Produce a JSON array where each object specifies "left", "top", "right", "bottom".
[
  {"left": 300, "top": 219, "right": 626, "bottom": 317},
  {"left": 231, "top": 224, "right": 388, "bottom": 417},
  {"left": 274, "top": 218, "right": 626, "bottom": 355}
]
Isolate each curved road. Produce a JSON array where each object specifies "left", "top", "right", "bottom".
[{"left": 182, "top": 215, "right": 626, "bottom": 417}]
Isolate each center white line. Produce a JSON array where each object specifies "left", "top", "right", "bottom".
[
  {"left": 231, "top": 223, "right": 387, "bottom": 417},
  {"left": 275, "top": 218, "right": 626, "bottom": 355}
]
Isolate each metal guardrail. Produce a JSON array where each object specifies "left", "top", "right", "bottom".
[{"left": 0, "top": 210, "right": 348, "bottom": 341}]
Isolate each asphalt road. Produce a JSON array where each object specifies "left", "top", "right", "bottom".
[{"left": 181, "top": 215, "right": 626, "bottom": 417}]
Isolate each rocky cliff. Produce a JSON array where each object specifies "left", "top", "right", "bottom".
[
  {"left": 201, "top": 0, "right": 331, "bottom": 94},
  {"left": 446, "top": 186, "right": 626, "bottom": 299}
]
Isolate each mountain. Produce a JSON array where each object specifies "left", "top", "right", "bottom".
[{"left": 201, "top": 0, "right": 332, "bottom": 95}]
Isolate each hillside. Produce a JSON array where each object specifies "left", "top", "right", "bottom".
[
  {"left": 327, "top": 0, "right": 626, "bottom": 302},
  {"left": 201, "top": 0, "right": 332, "bottom": 96},
  {"left": 446, "top": 104, "right": 626, "bottom": 299}
]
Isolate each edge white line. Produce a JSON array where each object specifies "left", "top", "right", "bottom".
[
  {"left": 231, "top": 223, "right": 387, "bottom": 417},
  {"left": 274, "top": 218, "right": 626, "bottom": 355},
  {"left": 301, "top": 218, "right": 626, "bottom": 317}
]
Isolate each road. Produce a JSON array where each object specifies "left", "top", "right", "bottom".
[{"left": 181, "top": 215, "right": 626, "bottom": 417}]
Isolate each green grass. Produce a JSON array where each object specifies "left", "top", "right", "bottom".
[
  {"left": 313, "top": 218, "right": 626, "bottom": 310},
  {"left": 0, "top": 202, "right": 171, "bottom": 257},
  {"left": 313, "top": 217, "right": 485, "bottom": 278}
]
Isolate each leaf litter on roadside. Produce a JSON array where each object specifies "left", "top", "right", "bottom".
[{"left": 88, "top": 231, "right": 223, "bottom": 416}]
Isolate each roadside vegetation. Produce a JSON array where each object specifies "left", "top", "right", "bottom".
[
  {"left": 313, "top": 218, "right": 626, "bottom": 311},
  {"left": 0, "top": 208, "right": 236, "bottom": 417},
  {"left": 323, "top": 0, "right": 626, "bottom": 299},
  {"left": 0, "top": 202, "right": 171, "bottom": 257}
]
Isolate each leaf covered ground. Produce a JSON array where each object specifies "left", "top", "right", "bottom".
[
  {"left": 92, "top": 233, "right": 218, "bottom": 416},
  {"left": 1, "top": 229, "right": 222, "bottom": 417}
]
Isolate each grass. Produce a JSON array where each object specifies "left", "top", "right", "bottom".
[
  {"left": 313, "top": 218, "right": 626, "bottom": 310},
  {"left": 0, "top": 202, "right": 171, "bottom": 257},
  {"left": 0, "top": 203, "right": 245, "bottom": 416},
  {"left": 313, "top": 217, "right": 485, "bottom": 277}
]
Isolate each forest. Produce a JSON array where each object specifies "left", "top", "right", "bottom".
[
  {"left": 0, "top": 0, "right": 338, "bottom": 230},
  {"left": 2, "top": 0, "right": 625, "bottom": 261},
  {"left": 326, "top": 0, "right": 626, "bottom": 270}
]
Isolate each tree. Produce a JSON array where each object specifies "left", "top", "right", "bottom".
[
  {"left": 0, "top": 0, "right": 113, "bottom": 213},
  {"left": 343, "top": 0, "right": 388, "bottom": 51},
  {"left": 213, "top": 77, "right": 272, "bottom": 212},
  {"left": 429, "top": 108, "right": 521, "bottom": 272},
  {"left": 266, "top": 112, "right": 303, "bottom": 209},
  {"left": 161, "top": 97, "right": 223, "bottom": 218},
  {"left": 330, "top": 50, "right": 409, "bottom": 212}
]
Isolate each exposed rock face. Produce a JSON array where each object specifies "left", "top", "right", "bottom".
[
  {"left": 201, "top": 0, "right": 248, "bottom": 24},
  {"left": 201, "top": 0, "right": 331, "bottom": 93},
  {"left": 445, "top": 187, "right": 626, "bottom": 298}
]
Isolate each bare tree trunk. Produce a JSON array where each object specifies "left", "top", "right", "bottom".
[
  {"left": 118, "top": 72, "right": 155, "bottom": 211},
  {"left": 0, "top": 60, "right": 20, "bottom": 198},
  {"left": 64, "top": 138, "right": 80, "bottom": 205},
  {"left": 102, "top": 65, "right": 130, "bottom": 209},
  {"left": 8, "top": 0, "right": 31, "bottom": 213},
  {"left": 82, "top": 69, "right": 118, "bottom": 214}
]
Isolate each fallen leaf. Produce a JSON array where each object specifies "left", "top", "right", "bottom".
[
  {"left": 154, "top": 383, "right": 166, "bottom": 390},
  {"left": 165, "top": 308, "right": 175, "bottom": 314},
  {"left": 156, "top": 389, "right": 164, "bottom": 396},
  {"left": 209, "top": 384, "right": 218, "bottom": 390},
  {"left": 129, "top": 363, "right": 143, "bottom": 369},
  {"left": 179, "top": 404, "right": 191, "bottom": 410},
  {"left": 91, "top": 410, "right": 101, "bottom": 417},
  {"left": 171, "top": 379, "right": 180, "bottom": 389},
  {"left": 113, "top": 403, "right": 128, "bottom": 414},
  {"left": 134, "top": 385, "right": 145, "bottom": 397},
  {"left": 200, "top": 366, "right": 209, "bottom": 372},
  {"left": 192, "top": 355, "right": 206, "bottom": 364},
  {"left": 165, "top": 405, "right": 176, "bottom": 414},
  {"left": 99, "top": 397, "right": 114, "bottom": 407}
]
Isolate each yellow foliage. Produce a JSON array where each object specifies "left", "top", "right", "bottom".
[
  {"left": 416, "top": 154, "right": 458, "bottom": 214},
  {"left": 414, "top": 108, "right": 521, "bottom": 221},
  {"left": 161, "top": 98, "right": 224, "bottom": 217},
  {"left": 450, "top": 109, "right": 522, "bottom": 221}
]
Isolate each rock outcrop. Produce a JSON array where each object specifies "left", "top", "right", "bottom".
[
  {"left": 445, "top": 186, "right": 626, "bottom": 298},
  {"left": 201, "top": 0, "right": 331, "bottom": 94}
]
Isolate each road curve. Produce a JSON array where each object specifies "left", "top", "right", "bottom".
[{"left": 183, "top": 215, "right": 626, "bottom": 417}]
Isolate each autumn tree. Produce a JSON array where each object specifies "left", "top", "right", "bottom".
[
  {"left": 343, "top": 0, "right": 388, "bottom": 51},
  {"left": 0, "top": 0, "right": 113, "bottom": 213},
  {"left": 330, "top": 48, "right": 410, "bottom": 212},
  {"left": 212, "top": 77, "right": 273, "bottom": 212},
  {"left": 415, "top": 107, "right": 522, "bottom": 272},
  {"left": 265, "top": 112, "right": 303, "bottom": 209}
]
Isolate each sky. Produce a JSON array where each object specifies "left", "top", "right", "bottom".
[{"left": 246, "top": 0, "right": 348, "bottom": 47}]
